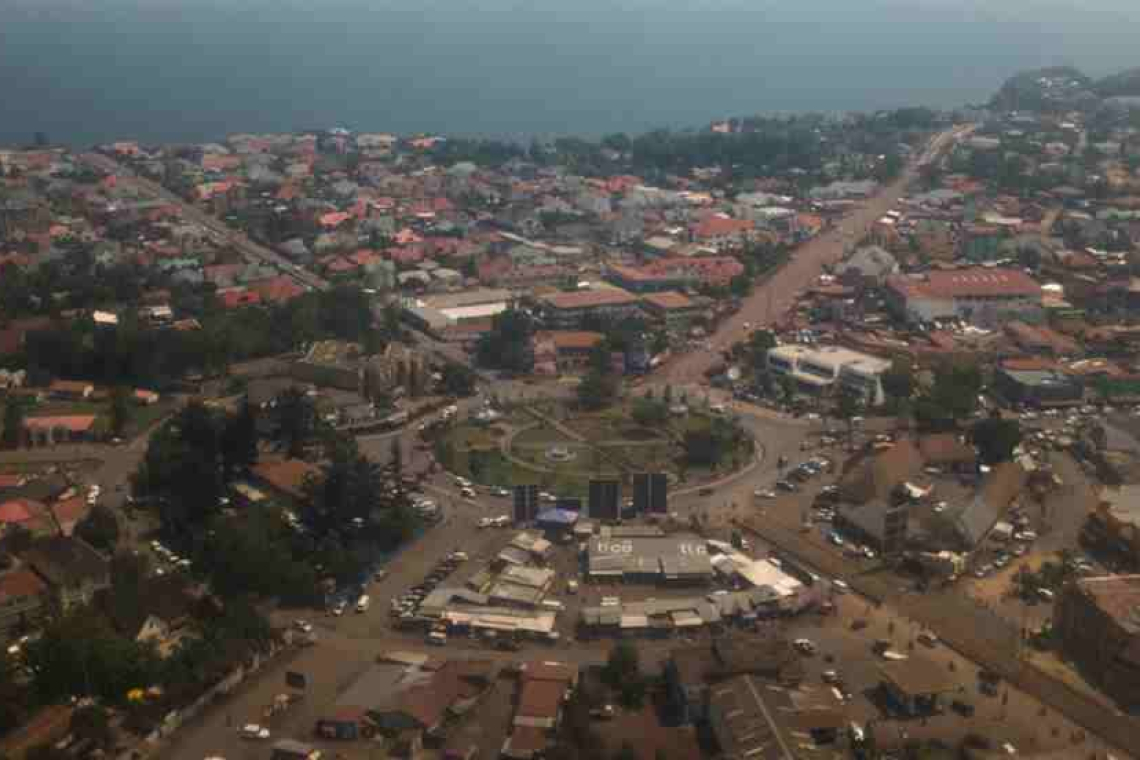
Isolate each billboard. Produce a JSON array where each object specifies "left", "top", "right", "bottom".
[
  {"left": 633, "top": 473, "right": 668, "bottom": 514},
  {"left": 588, "top": 479, "right": 620, "bottom": 521},
  {"left": 513, "top": 484, "right": 539, "bottom": 524}
]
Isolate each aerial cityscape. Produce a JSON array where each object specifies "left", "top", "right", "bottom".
[{"left": 4, "top": 34, "right": 1140, "bottom": 760}]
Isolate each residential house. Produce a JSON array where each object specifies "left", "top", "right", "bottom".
[
  {"left": 0, "top": 568, "right": 49, "bottom": 638},
  {"left": 23, "top": 415, "right": 99, "bottom": 446},
  {"left": 690, "top": 215, "right": 755, "bottom": 251},
  {"left": 250, "top": 459, "right": 322, "bottom": 507},
  {"left": 100, "top": 574, "right": 201, "bottom": 657},
  {"left": 23, "top": 535, "right": 110, "bottom": 612},
  {"left": 532, "top": 331, "right": 605, "bottom": 375},
  {"left": 48, "top": 379, "right": 94, "bottom": 400}
]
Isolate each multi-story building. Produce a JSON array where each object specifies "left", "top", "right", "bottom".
[
  {"left": 885, "top": 267, "right": 1043, "bottom": 327},
  {"left": 640, "top": 291, "right": 702, "bottom": 330},
  {"left": 1055, "top": 575, "right": 1140, "bottom": 709},
  {"left": 538, "top": 288, "right": 642, "bottom": 329},
  {"left": 766, "top": 345, "right": 891, "bottom": 406}
]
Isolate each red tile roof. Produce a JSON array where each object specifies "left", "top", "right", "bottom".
[
  {"left": 887, "top": 268, "right": 1042, "bottom": 300},
  {"left": 319, "top": 211, "right": 352, "bottom": 228},
  {"left": 692, "top": 215, "right": 753, "bottom": 239},
  {"left": 0, "top": 568, "right": 47, "bottom": 602},
  {"left": 249, "top": 276, "right": 306, "bottom": 304},
  {"left": 642, "top": 291, "right": 695, "bottom": 310},
  {"left": 23, "top": 416, "right": 98, "bottom": 434},
  {"left": 218, "top": 288, "right": 261, "bottom": 309},
  {"left": 0, "top": 498, "right": 40, "bottom": 524}
]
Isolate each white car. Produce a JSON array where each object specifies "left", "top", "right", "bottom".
[
  {"left": 832, "top": 579, "right": 850, "bottom": 594},
  {"left": 331, "top": 601, "right": 347, "bottom": 616},
  {"left": 477, "top": 517, "right": 493, "bottom": 529},
  {"left": 293, "top": 619, "right": 313, "bottom": 633},
  {"left": 240, "top": 724, "right": 270, "bottom": 740}
]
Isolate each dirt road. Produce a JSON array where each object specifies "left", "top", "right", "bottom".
[{"left": 663, "top": 126, "right": 970, "bottom": 386}]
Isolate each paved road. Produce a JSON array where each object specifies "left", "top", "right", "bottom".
[
  {"left": 662, "top": 125, "right": 972, "bottom": 386},
  {"left": 80, "top": 152, "right": 329, "bottom": 292},
  {"left": 734, "top": 489, "right": 1140, "bottom": 758}
]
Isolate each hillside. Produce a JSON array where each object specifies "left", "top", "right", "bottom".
[
  {"left": 1095, "top": 67, "right": 1140, "bottom": 99},
  {"left": 989, "top": 66, "right": 1094, "bottom": 111}
]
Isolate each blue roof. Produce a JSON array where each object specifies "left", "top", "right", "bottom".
[{"left": 536, "top": 508, "right": 579, "bottom": 525}]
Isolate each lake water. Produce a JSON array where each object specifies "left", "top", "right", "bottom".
[{"left": 2, "top": 0, "right": 1140, "bottom": 146}]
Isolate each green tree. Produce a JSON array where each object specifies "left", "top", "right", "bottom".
[
  {"left": 109, "top": 386, "right": 132, "bottom": 437},
  {"left": 880, "top": 357, "right": 915, "bottom": 403},
  {"left": 577, "top": 370, "right": 619, "bottom": 411},
  {"left": 970, "top": 415, "right": 1022, "bottom": 465},
  {"left": 440, "top": 362, "right": 476, "bottom": 397},
  {"left": 476, "top": 308, "right": 535, "bottom": 374},
  {"left": 24, "top": 609, "right": 161, "bottom": 705},
  {"left": 74, "top": 504, "right": 120, "bottom": 552},
  {"left": 70, "top": 705, "right": 114, "bottom": 749},
  {"left": 134, "top": 402, "right": 224, "bottom": 534},
  {"left": 220, "top": 400, "right": 259, "bottom": 480},
  {"left": 0, "top": 650, "right": 31, "bottom": 736},
  {"left": 273, "top": 387, "right": 318, "bottom": 459},
  {"left": 915, "top": 364, "right": 981, "bottom": 430},
  {"left": 2, "top": 401, "right": 25, "bottom": 449},
  {"left": 836, "top": 386, "right": 866, "bottom": 445},
  {"left": 631, "top": 399, "right": 668, "bottom": 427},
  {"left": 602, "top": 642, "right": 647, "bottom": 709}
]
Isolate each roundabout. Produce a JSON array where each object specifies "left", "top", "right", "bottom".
[{"left": 430, "top": 395, "right": 759, "bottom": 497}]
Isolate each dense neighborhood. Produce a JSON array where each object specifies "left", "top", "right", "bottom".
[{"left": 2, "top": 66, "right": 1140, "bottom": 760}]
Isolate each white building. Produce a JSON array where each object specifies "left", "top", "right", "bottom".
[{"left": 766, "top": 345, "right": 891, "bottom": 406}]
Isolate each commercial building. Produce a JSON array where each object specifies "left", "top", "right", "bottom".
[
  {"left": 878, "top": 656, "right": 958, "bottom": 716},
  {"left": 835, "top": 500, "right": 909, "bottom": 555},
  {"left": 538, "top": 288, "right": 641, "bottom": 329},
  {"left": 402, "top": 288, "right": 513, "bottom": 338},
  {"left": 586, "top": 534, "right": 712, "bottom": 583},
  {"left": 885, "top": 267, "right": 1043, "bottom": 327},
  {"left": 766, "top": 345, "right": 891, "bottom": 406},
  {"left": 640, "top": 291, "right": 702, "bottom": 330},
  {"left": 993, "top": 366, "right": 1084, "bottom": 407},
  {"left": 1054, "top": 575, "right": 1140, "bottom": 709}
]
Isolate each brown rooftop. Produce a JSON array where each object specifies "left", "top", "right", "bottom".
[
  {"left": 1076, "top": 575, "right": 1140, "bottom": 633},
  {"left": 540, "top": 288, "right": 638, "bottom": 310}
]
